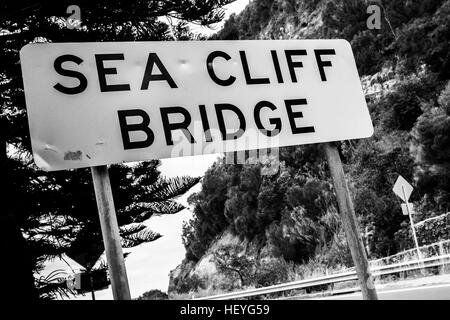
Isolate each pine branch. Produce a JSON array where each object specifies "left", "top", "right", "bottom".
[
  {"left": 119, "top": 223, "right": 147, "bottom": 237},
  {"left": 136, "top": 176, "right": 201, "bottom": 203},
  {"left": 36, "top": 269, "right": 75, "bottom": 300},
  {"left": 121, "top": 228, "right": 162, "bottom": 248}
]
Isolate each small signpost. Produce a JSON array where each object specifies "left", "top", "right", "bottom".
[
  {"left": 401, "top": 202, "right": 414, "bottom": 216},
  {"left": 20, "top": 40, "right": 377, "bottom": 300},
  {"left": 393, "top": 175, "right": 421, "bottom": 259}
]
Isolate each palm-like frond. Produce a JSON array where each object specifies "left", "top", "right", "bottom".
[
  {"left": 136, "top": 200, "right": 186, "bottom": 216},
  {"left": 120, "top": 226, "right": 162, "bottom": 248},
  {"left": 135, "top": 176, "right": 201, "bottom": 202},
  {"left": 121, "top": 200, "right": 186, "bottom": 224},
  {"left": 36, "top": 269, "right": 75, "bottom": 300},
  {"left": 28, "top": 237, "right": 68, "bottom": 263},
  {"left": 119, "top": 223, "right": 147, "bottom": 237}
]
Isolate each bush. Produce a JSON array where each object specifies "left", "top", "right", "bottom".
[
  {"left": 378, "top": 75, "right": 439, "bottom": 131},
  {"left": 266, "top": 207, "right": 321, "bottom": 263},
  {"left": 319, "top": 231, "right": 353, "bottom": 267},
  {"left": 173, "top": 273, "right": 207, "bottom": 294},
  {"left": 212, "top": 243, "right": 255, "bottom": 287},
  {"left": 136, "top": 289, "right": 168, "bottom": 300},
  {"left": 253, "top": 258, "right": 289, "bottom": 288},
  {"left": 412, "top": 80, "right": 450, "bottom": 212},
  {"left": 416, "top": 212, "right": 450, "bottom": 245}
]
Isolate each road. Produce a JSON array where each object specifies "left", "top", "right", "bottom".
[{"left": 317, "top": 283, "right": 450, "bottom": 300}]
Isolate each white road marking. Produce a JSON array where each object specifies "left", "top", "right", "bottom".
[{"left": 317, "top": 283, "right": 450, "bottom": 300}]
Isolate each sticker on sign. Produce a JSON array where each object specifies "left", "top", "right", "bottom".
[{"left": 20, "top": 40, "right": 373, "bottom": 171}]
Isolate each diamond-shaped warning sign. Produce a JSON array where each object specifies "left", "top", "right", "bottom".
[{"left": 393, "top": 175, "right": 413, "bottom": 202}]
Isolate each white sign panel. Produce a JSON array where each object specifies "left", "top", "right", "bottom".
[
  {"left": 401, "top": 203, "right": 415, "bottom": 216},
  {"left": 20, "top": 40, "right": 373, "bottom": 171},
  {"left": 393, "top": 175, "right": 414, "bottom": 202}
]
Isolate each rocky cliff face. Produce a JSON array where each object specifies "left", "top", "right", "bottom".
[
  {"left": 168, "top": 0, "right": 421, "bottom": 296},
  {"left": 257, "top": 1, "right": 326, "bottom": 40},
  {"left": 168, "top": 229, "right": 268, "bottom": 296},
  {"left": 170, "top": 0, "right": 338, "bottom": 296}
]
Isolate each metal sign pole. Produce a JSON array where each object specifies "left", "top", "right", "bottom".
[
  {"left": 402, "top": 186, "right": 421, "bottom": 260},
  {"left": 323, "top": 142, "right": 378, "bottom": 300},
  {"left": 91, "top": 165, "right": 131, "bottom": 300}
]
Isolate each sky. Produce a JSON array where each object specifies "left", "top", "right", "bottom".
[
  {"left": 187, "top": 0, "right": 250, "bottom": 36},
  {"left": 43, "top": 1, "right": 251, "bottom": 299},
  {"left": 45, "top": 153, "right": 220, "bottom": 300}
]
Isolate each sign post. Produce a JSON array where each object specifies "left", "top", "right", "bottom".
[
  {"left": 393, "top": 176, "right": 421, "bottom": 260},
  {"left": 323, "top": 142, "right": 378, "bottom": 300},
  {"left": 91, "top": 165, "right": 131, "bottom": 300},
  {"left": 404, "top": 188, "right": 421, "bottom": 260}
]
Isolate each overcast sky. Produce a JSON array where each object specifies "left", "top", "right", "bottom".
[
  {"left": 188, "top": 0, "right": 250, "bottom": 36},
  {"left": 44, "top": 0, "right": 250, "bottom": 300},
  {"left": 45, "top": 153, "right": 220, "bottom": 300}
]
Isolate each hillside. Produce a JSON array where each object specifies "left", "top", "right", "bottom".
[{"left": 169, "top": 0, "right": 450, "bottom": 296}]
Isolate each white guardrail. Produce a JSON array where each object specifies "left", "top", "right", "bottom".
[{"left": 195, "top": 254, "right": 450, "bottom": 300}]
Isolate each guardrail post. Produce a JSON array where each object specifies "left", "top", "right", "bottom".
[
  {"left": 439, "top": 242, "right": 445, "bottom": 274},
  {"left": 323, "top": 142, "right": 378, "bottom": 300}
]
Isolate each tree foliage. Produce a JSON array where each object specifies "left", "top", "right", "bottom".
[
  {"left": 180, "top": 1, "right": 450, "bottom": 283},
  {"left": 411, "top": 81, "right": 450, "bottom": 212},
  {"left": 1, "top": 0, "right": 232, "bottom": 299},
  {"left": 183, "top": 147, "right": 352, "bottom": 264},
  {"left": 212, "top": 243, "right": 290, "bottom": 288},
  {"left": 136, "top": 289, "right": 169, "bottom": 300},
  {"left": 212, "top": 243, "right": 256, "bottom": 286}
]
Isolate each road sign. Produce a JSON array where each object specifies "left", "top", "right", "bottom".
[
  {"left": 20, "top": 40, "right": 373, "bottom": 171},
  {"left": 393, "top": 175, "right": 413, "bottom": 202},
  {"left": 393, "top": 175, "right": 421, "bottom": 260},
  {"left": 20, "top": 39, "right": 378, "bottom": 300},
  {"left": 401, "top": 202, "right": 415, "bottom": 216}
]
